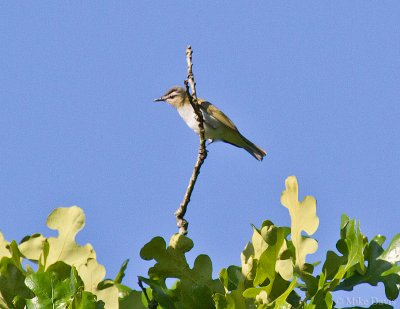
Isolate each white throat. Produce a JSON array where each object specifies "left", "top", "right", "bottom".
[{"left": 176, "top": 104, "right": 201, "bottom": 134}]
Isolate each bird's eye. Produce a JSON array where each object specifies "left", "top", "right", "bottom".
[{"left": 169, "top": 95, "right": 176, "bottom": 99}]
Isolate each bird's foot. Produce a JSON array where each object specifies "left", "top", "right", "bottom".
[{"left": 206, "top": 139, "right": 214, "bottom": 146}]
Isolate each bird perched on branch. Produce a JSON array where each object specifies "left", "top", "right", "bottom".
[{"left": 154, "top": 86, "right": 266, "bottom": 161}]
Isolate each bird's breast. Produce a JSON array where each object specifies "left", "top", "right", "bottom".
[
  {"left": 177, "top": 104, "right": 201, "bottom": 134},
  {"left": 177, "top": 104, "right": 224, "bottom": 140}
]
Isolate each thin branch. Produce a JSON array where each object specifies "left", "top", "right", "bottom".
[{"left": 175, "top": 45, "right": 208, "bottom": 235}]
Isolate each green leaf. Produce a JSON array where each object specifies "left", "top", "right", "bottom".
[
  {"left": 168, "top": 254, "right": 223, "bottom": 309},
  {"left": 381, "top": 265, "right": 400, "bottom": 277},
  {"left": 268, "top": 274, "right": 300, "bottom": 306},
  {"left": 174, "top": 278, "right": 215, "bottom": 309},
  {"left": 300, "top": 271, "right": 318, "bottom": 300},
  {"left": 43, "top": 207, "right": 119, "bottom": 308},
  {"left": 115, "top": 285, "right": 147, "bottom": 309},
  {"left": 213, "top": 293, "right": 230, "bottom": 309},
  {"left": 304, "top": 272, "right": 333, "bottom": 309},
  {"left": 337, "top": 234, "right": 400, "bottom": 300},
  {"left": 8, "top": 241, "right": 25, "bottom": 274},
  {"left": 241, "top": 242, "right": 257, "bottom": 283},
  {"left": 25, "top": 271, "right": 74, "bottom": 308},
  {"left": 323, "top": 215, "right": 365, "bottom": 290},
  {"left": 269, "top": 277, "right": 297, "bottom": 308},
  {"left": 47, "top": 262, "right": 79, "bottom": 282},
  {"left": 219, "top": 266, "right": 243, "bottom": 291},
  {"left": 254, "top": 226, "right": 292, "bottom": 288},
  {"left": 251, "top": 225, "right": 268, "bottom": 260},
  {"left": 322, "top": 250, "right": 345, "bottom": 281},
  {"left": 68, "top": 290, "right": 105, "bottom": 309},
  {"left": 253, "top": 241, "right": 276, "bottom": 287},
  {"left": 39, "top": 240, "right": 50, "bottom": 272},
  {"left": 307, "top": 290, "right": 333, "bottom": 309},
  {"left": 243, "top": 277, "right": 297, "bottom": 307},
  {"left": 379, "top": 234, "right": 400, "bottom": 264},
  {"left": 218, "top": 266, "right": 248, "bottom": 308},
  {"left": 138, "top": 276, "right": 176, "bottom": 309},
  {"left": 214, "top": 291, "right": 248, "bottom": 309},
  {"left": 140, "top": 234, "right": 193, "bottom": 280},
  {"left": 240, "top": 224, "right": 293, "bottom": 290},
  {"left": 340, "top": 215, "right": 366, "bottom": 274},
  {"left": 24, "top": 262, "right": 102, "bottom": 309},
  {"left": 0, "top": 258, "right": 33, "bottom": 309},
  {"left": 192, "top": 254, "right": 223, "bottom": 293},
  {"left": 114, "top": 259, "right": 129, "bottom": 284},
  {"left": 140, "top": 234, "right": 223, "bottom": 308},
  {"left": 242, "top": 286, "right": 267, "bottom": 299}
]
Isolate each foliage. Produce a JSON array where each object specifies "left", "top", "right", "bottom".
[
  {"left": 0, "top": 176, "right": 398, "bottom": 308},
  {"left": 0, "top": 207, "right": 124, "bottom": 308}
]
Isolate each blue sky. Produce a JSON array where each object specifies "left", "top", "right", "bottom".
[{"left": 1, "top": 2, "right": 399, "bottom": 305}]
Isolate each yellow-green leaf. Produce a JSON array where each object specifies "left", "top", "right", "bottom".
[
  {"left": 280, "top": 176, "right": 319, "bottom": 269},
  {"left": 18, "top": 234, "right": 46, "bottom": 261},
  {"left": 45, "top": 206, "right": 94, "bottom": 268},
  {"left": 0, "top": 232, "right": 11, "bottom": 259},
  {"left": 78, "top": 258, "right": 119, "bottom": 308}
]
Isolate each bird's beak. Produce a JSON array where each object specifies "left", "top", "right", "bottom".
[{"left": 154, "top": 97, "right": 165, "bottom": 102}]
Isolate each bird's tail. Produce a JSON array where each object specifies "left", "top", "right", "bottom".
[
  {"left": 239, "top": 134, "right": 267, "bottom": 161},
  {"left": 224, "top": 132, "right": 267, "bottom": 161},
  {"left": 221, "top": 131, "right": 267, "bottom": 161}
]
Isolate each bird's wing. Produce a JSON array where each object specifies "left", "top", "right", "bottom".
[{"left": 198, "top": 100, "right": 238, "bottom": 131}]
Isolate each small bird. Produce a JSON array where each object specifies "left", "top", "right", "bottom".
[{"left": 154, "top": 86, "right": 266, "bottom": 161}]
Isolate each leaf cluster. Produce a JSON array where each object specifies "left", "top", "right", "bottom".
[
  {"left": 0, "top": 176, "right": 398, "bottom": 308},
  {"left": 137, "top": 177, "right": 399, "bottom": 308},
  {"left": 0, "top": 207, "right": 141, "bottom": 308}
]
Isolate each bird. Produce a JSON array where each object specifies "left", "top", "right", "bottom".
[{"left": 154, "top": 86, "right": 266, "bottom": 161}]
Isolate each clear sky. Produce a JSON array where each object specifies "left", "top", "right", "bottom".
[{"left": 1, "top": 2, "right": 399, "bottom": 305}]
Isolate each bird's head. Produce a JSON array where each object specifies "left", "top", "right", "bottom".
[{"left": 154, "top": 86, "right": 187, "bottom": 108}]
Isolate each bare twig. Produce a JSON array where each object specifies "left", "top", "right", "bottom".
[{"left": 174, "top": 46, "right": 208, "bottom": 235}]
